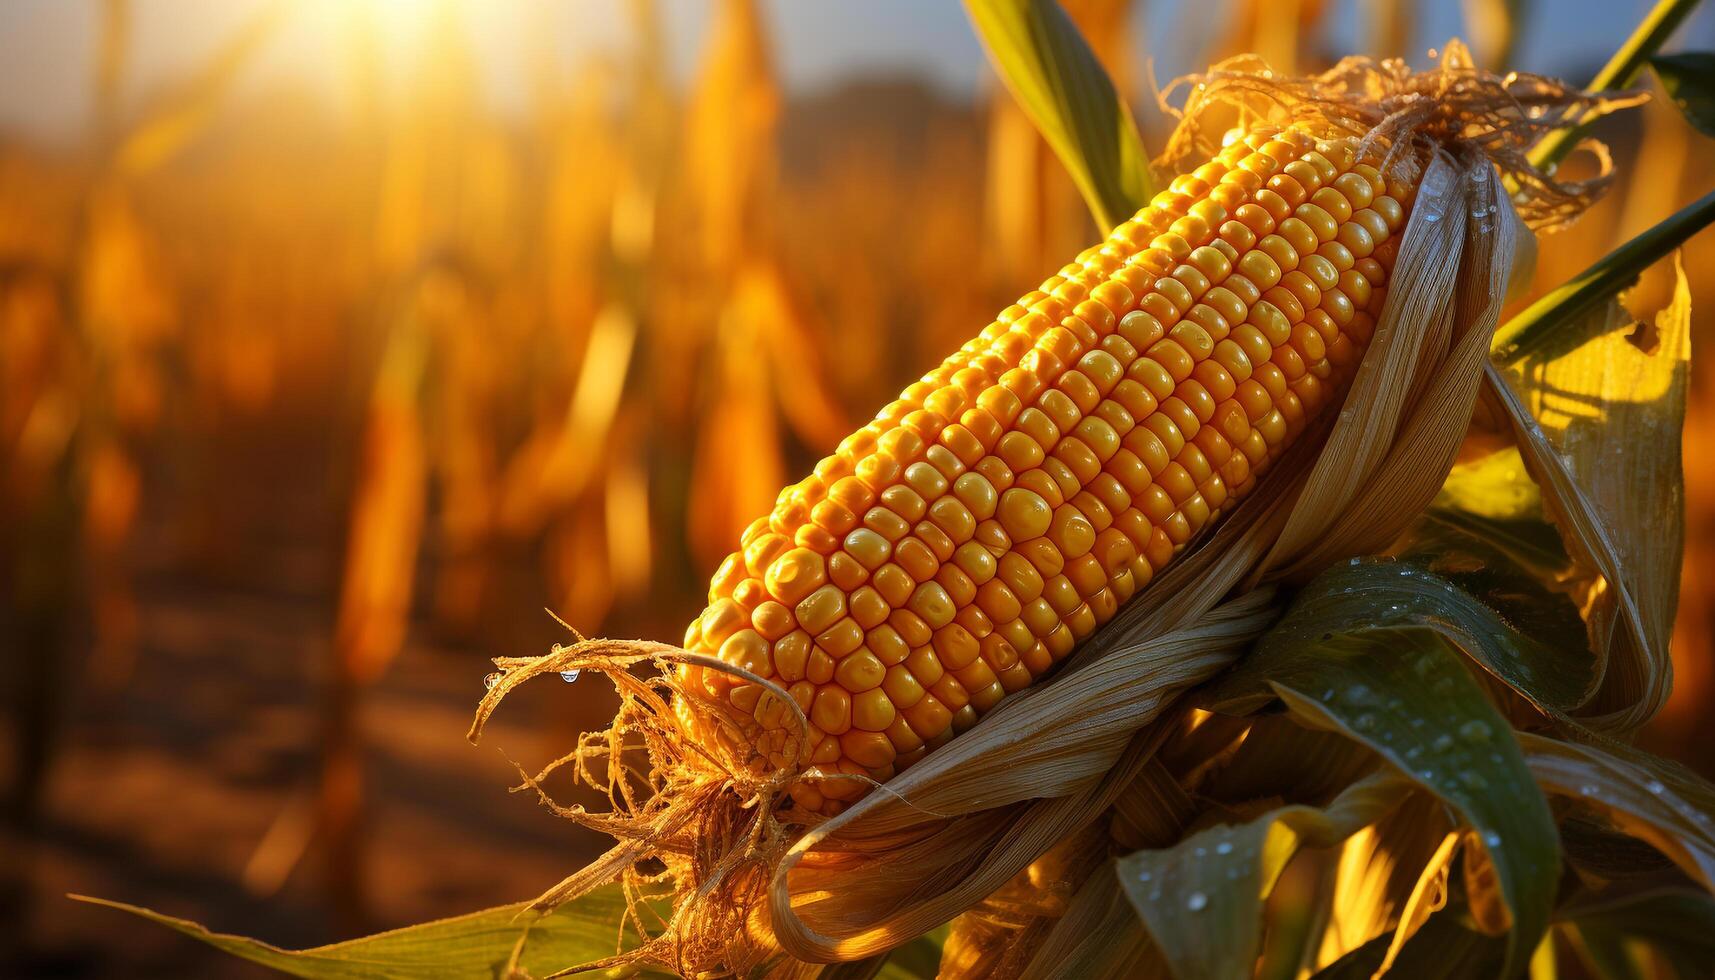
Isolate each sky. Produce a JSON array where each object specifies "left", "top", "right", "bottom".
[{"left": 0, "top": 0, "right": 1712, "bottom": 145}]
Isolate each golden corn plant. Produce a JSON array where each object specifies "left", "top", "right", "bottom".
[
  {"left": 70, "top": 0, "right": 288, "bottom": 680},
  {"left": 767, "top": 88, "right": 992, "bottom": 422},
  {"left": 492, "top": 53, "right": 627, "bottom": 554},
  {"left": 89, "top": 0, "right": 1715, "bottom": 977},
  {"left": 313, "top": 0, "right": 481, "bottom": 928},
  {"left": 0, "top": 261, "right": 78, "bottom": 845},
  {"left": 0, "top": 0, "right": 285, "bottom": 864},
  {"left": 242, "top": 0, "right": 645, "bottom": 920},
  {"left": 671, "top": 0, "right": 852, "bottom": 572},
  {"left": 500, "top": 0, "right": 679, "bottom": 639}
]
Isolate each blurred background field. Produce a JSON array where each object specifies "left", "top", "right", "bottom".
[{"left": 3, "top": 0, "right": 1715, "bottom": 975}]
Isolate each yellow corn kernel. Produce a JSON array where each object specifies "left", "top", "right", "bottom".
[{"left": 683, "top": 125, "right": 1407, "bottom": 812}]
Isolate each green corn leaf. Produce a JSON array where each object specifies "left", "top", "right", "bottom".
[
  {"left": 963, "top": 0, "right": 1153, "bottom": 229},
  {"left": 1421, "top": 487, "right": 1567, "bottom": 576},
  {"left": 71, "top": 885, "right": 669, "bottom": 979},
  {"left": 1207, "top": 563, "right": 1561, "bottom": 978},
  {"left": 1651, "top": 52, "right": 1715, "bottom": 138},
  {"left": 1115, "top": 769, "right": 1415, "bottom": 980},
  {"left": 1239, "top": 555, "right": 1592, "bottom": 716},
  {"left": 1394, "top": 512, "right": 1594, "bottom": 713},
  {"left": 1528, "top": 0, "right": 1703, "bottom": 173}
]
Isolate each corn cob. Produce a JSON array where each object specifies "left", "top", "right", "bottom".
[{"left": 681, "top": 124, "right": 1412, "bottom": 814}]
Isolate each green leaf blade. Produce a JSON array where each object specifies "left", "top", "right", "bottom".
[
  {"left": 1115, "top": 770, "right": 1412, "bottom": 980},
  {"left": 963, "top": 0, "right": 1153, "bottom": 229},
  {"left": 1248, "top": 556, "right": 1593, "bottom": 715},
  {"left": 1209, "top": 564, "right": 1563, "bottom": 977},
  {"left": 1395, "top": 512, "right": 1595, "bottom": 713},
  {"left": 72, "top": 885, "right": 666, "bottom": 979}
]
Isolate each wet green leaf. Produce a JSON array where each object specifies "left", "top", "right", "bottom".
[
  {"left": 72, "top": 885, "right": 668, "bottom": 979},
  {"left": 1208, "top": 564, "right": 1560, "bottom": 977},
  {"left": 963, "top": 0, "right": 1153, "bottom": 229},
  {"left": 1395, "top": 512, "right": 1594, "bottom": 712},
  {"left": 1411, "top": 504, "right": 1570, "bottom": 584},
  {"left": 1115, "top": 770, "right": 1413, "bottom": 980},
  {"left": 1239, "top": 556, "right": 1591, "bottom": 715}
]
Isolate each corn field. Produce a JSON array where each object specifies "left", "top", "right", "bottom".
[{"left": 4, "top": 0, "right": 1715, "bottom": 977}]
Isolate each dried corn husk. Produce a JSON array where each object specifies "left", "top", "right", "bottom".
[{"left": 1485, "top": 258, "right": 1691, "bottom": 732}]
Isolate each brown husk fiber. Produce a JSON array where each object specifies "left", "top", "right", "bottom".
[{"left": 466, "top": 43, "right": 1627, "bottom": 977}]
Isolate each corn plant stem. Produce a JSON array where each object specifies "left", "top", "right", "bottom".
[
  {"left": 1494, "top": 0, "right": 1705, "bottom": 362},
  {"left": 1528, "top": 0, "right": 1704, "bottom": 173},
  {"left": 1492, "top": 185, "right": 1715, "bottom": 365}
]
